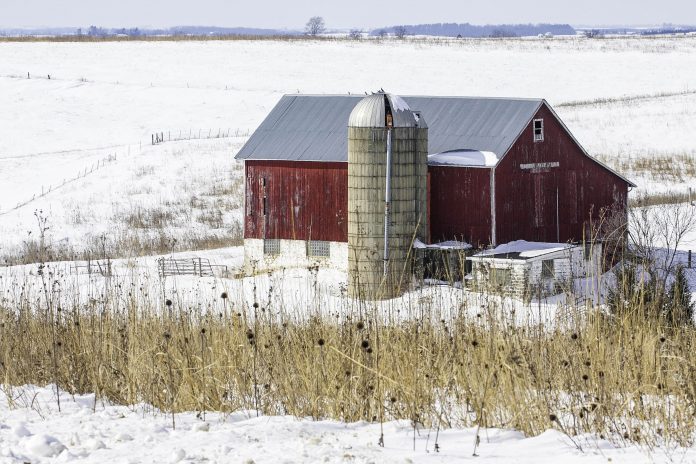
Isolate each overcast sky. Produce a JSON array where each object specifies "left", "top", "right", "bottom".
[{"left": 1, "top": 0, "right": 694, "bottom": 29}]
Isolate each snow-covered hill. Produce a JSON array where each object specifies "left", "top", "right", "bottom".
[{"left": 1, "top": 37, "right": 695, "bottom": 259}]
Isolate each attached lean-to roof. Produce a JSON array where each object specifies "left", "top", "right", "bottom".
[
  {"left": 235, "top": 94, "right": 543, "bottom": 162},
  {"left": 469, "top": 240, "right": 576, "bottom": 261}
]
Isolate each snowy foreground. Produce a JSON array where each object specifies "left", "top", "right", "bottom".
[{"left": 0, "top": 385, "right": 692, "bottom": 464}]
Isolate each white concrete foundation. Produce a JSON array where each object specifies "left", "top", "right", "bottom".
[{"left": 243, "top": 238, "right": 348, "bottom": 274}]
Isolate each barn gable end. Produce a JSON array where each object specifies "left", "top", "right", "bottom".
[{"left": 493, "top": 102, "right": 632, "bottom": 245}]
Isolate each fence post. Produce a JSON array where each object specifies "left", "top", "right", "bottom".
[{"left": 689, "top": 250, "right": 692, "bottom": 268}]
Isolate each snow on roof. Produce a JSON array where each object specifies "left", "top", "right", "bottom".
[
  {"left": 428, "top": 149, "right": 499, "bottom": 167},
  {"left": 413, "top": 238, "right": 472, "bottom": 250},
  {"left": 472, "top": 240, "right": 574, "bottom": 259}
]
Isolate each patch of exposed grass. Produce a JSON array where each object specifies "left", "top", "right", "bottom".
[
  {"left": 597, "top": 152, "right": 696, "bottom": 185},
  {"left": 557, "top": 89, "right": 696, "bottom": 108}
]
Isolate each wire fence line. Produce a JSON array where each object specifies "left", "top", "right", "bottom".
[
  {"left": 0, "top": 127, "right": 250, "bottom": 215},
  {"left": 0, "top": 154, "right": 117, "bottom": 216},
  {"left": 152, "top": 127, "right": 250, "bottom": 145}
]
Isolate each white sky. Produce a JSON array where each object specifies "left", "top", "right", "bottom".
[{"left": 1, "top": 0, "right": 694, "bottom": 29}]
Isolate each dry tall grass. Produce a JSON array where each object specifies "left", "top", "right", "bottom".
[{"left": 0, "top": 269, "right": 694, "bottom": 447}]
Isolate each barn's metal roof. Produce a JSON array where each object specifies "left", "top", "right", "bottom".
[{"left": 235, "top": 94, "right": 543, "bottom": 162}]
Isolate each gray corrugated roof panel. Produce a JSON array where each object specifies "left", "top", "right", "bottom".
[
  {"left": 406, "top": 97, "right": 543, "bottom": 156},
  {"left": 236, "top": 95, "right": 359, "bottom": 162},
  {"left": 235, "top": 94, "right": 544, "bottom": 162}
]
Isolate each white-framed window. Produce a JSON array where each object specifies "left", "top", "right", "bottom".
[
  {"left": 533, "top": 118, "right": 544, "bottom": 142},
  {"left": 307, "top": 240, "right": 330, "bottom": 258},
  {"left": 263, "top": 239, "right": 280, "bottom": 256},
  {"left": 541, "top": 259, "right": 554, "bottom": 279}
]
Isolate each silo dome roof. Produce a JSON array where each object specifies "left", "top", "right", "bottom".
[{"left": 348, "top": 92, "right": 418, "bottom": 128}]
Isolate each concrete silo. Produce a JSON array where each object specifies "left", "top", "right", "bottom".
[{"left": 347, "top": 92, "right": 428, "bottom": 299}]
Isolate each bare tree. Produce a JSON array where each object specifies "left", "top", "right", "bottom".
[
  {"left": 602, "top": 198, "right": 696, "bottom": 311},
  {"left": 305, "top": 16, "right": 326, "bottom": 36},
  {"left": 584, "top": 29, "right": 604, "bottom": 39},
  {"left": 375, "top": 29, "right": 388, "bottom": 38},
  {"left": 393, "top": 25, "right": 408, "bottom": 39},
  {"left": 629, "top": 203, "right": 696, "bottom": 280},
  {"left": 348, "top": 29, "right": 362, "bottom": 40}
]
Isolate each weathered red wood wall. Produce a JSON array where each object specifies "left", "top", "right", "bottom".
[
  {"left": 494, "top": 104, "right": 628, "bottom": 244},
  {"left": 428, "top": 166, "right": 492, "bottom": 247},
  {"left": 244, "top": 160, "right": 348, "bottom": 242}
]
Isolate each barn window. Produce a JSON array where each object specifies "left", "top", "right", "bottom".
[
  {"left": 541, "top": 259, "right": 554, "bottom": 279},
  {"left": 307, "top": 240, "right": 330, "bottom": 258},
  {"left": 263, "top": 239, "right": 280, "bottom": 256},
  {"left": 262, "top": 177, "right": 268, "bottom": 216},
  {"left": 533, "top": 119, "right": 544, "bottom": 142}
]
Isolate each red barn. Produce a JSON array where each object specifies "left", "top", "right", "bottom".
[{"left": 236, "top": 94, "right": 633, "bottom": 271}]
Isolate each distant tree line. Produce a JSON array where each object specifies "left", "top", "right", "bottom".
[
  {"left": 84, "top": 26, "right": 141, "bottom": 37},
  {"left": 371, "top": 22, "right": 576, "bottom": 38},
  {"left": 70, "top": 25, "right": 306, "bottom": 38},
  {"left": 640, "top": 26, "right": 696, "bottom": 35}
]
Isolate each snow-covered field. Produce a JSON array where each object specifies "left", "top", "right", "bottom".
[
  {"left": 2, "top": 37, "right": 696, "bottom": 257},
  {"left": 2, "top": 36, "right": 696, "bottom": 462},
  {"left": 0, "top": 37, "right": 693, "bottom": 258},
  {"left": 1, "top": 38, "right": 695, "bottom": 158},
  {"left": 0, "top": 138, "right": 244, "bottom": 258},
  {"left": 5, "top": 385, "right": 694, "bottom": 464}
]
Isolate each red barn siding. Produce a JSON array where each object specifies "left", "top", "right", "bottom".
[
  {"left": 244, "top": 160, "right": 348, "bottom": 242},
  {"left": 242, "top": 103, "right": 630, "bottom": 250},
  {"left": 494, "top": 104, "right": 628, "bottom": 244},
  {"left": 428, "top": 166, "right": 492, "bottom": 247}
]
